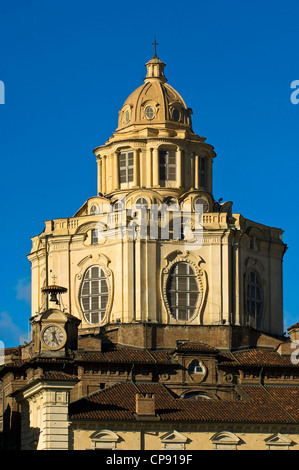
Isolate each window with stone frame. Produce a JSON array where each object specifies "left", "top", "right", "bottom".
[
  {"left": 80, "top": 265, "right": 109, "bottom": 324},
  {"left": 166, "top": 262, "right": 199, "bottom": 321},
  {"left": 119, "top": 151, "right": 134, "bottom": 184},
  {"left": 198, "top": 156, "right": 206, "bottom": 188},
  {"left": 159, "top": 149, "right": 176, "bottom": 185},
  {"left": 246, "top": 270, "right": 263, "bottom": 328}
]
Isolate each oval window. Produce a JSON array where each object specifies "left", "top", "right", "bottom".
[
  {"left": 145, "top": 106, "right": 155, "bottom": 120},
  {"left": 166, "top": 262, "right": 199, "bottom": 321},
  {"left": 80, "top": 265, "right": 109, "bottom": 324}
]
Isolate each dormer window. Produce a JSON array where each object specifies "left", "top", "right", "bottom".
[
  {"left": 172, "top": 108, "right": 180, "bottom": 122},
  {"left": 145, "top": 106, "right": 155, "bottom": 120},
  {"left": 90, "top": 204, "right": 99, "bottom": 215}
]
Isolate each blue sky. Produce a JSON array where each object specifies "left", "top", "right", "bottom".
[{"left": 0, "top": 0, "right": 298, "bottom": 347}]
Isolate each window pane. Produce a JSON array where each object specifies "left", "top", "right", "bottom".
[
  {"left": 80, "top": 266, "right": 109, "bottom": 325},
  {"left": 119, "top": 151, "right": 134, "bottom": 184},
  {"left": 246, "top": 271, "right": 263, "bottom": 327},
  {"left": 166, "top": 262, "right": 199, "bottom": 321},
  {"left": 82, "top": 281, "right": 90, "bottom": 296}
]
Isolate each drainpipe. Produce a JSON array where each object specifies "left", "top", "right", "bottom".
[{"left": 140, "top": 422, "right": 144, "bottom": 450}]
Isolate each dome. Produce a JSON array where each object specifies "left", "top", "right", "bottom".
[{"left": 116, "top": 55, "right": 193, "bottom": 133}]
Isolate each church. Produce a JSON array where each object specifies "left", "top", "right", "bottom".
[{"left": 1, "top": 49, "right": 299, "bottom": 451}]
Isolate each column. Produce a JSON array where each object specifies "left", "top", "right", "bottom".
[
  {"left": 195, "top": 155, "right": 199, "bottom": 189},
  {"left": 107, "top": 155, "right": 113, "bottom": 193},
  {"left": 176, "top": 147, "right": 182, "bottom": 188},
  {"left": 133, "top": 149, "right": 139, "bottom": 187},
  {"left": 98, "top": 158, "right": 102, "bottom": 194},
  {"left": 190, "top": 154, "right": 195, "bottom": 189},
  {"left": 153, "top": 147, "right": 159, "bottom": 186},
  {"left": 113, "top": 152, "right": 119, "bottom": 190},
  {"left": 146, "top": 147, "right": 152, "bottom": 187},
  {"left": 101, "top": 156, "right": 107, "bottom": 194}
]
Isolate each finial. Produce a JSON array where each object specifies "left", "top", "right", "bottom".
[{"left": 152, "top": 35, "right": 159, "bottom": 58}]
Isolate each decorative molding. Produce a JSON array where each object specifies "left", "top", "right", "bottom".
[
  {"left": 161, "top": 250, "right": 207, "bottom": 324},
  {"left": 90, "top": 429, "right": 120, "bottom": 450},
  {"left": 74, "top": 253, "right": 113, "bottom": 326},
  {"left": 210, "top": 431, "right": 241, "bottom": 450},
  {"left": 264, "top": 433, "right": 293, "bottom": 450}
]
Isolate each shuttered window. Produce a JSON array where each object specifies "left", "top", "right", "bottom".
[
  {"left": 159, "top": 149, "right": 176, "bottom": 185},
  {"left": 80, "top": 266, "right": 109, "bottom": 324},
  {"left": 166, "top": 262, "right": 199, "bottom": 321},
  {"left": 119, "top": 151, "right": 134, "bottom": 184}
]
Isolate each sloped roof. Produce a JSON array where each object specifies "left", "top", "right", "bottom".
[
  {"left": 69, "top": 382, "right": 299, "bottom": 424},
  {"left": 175, "top": 342, "right": 219, "bottom": 353},
  {"left": 76, "top": 347, "right": 172, "bottom": 364},
  {"left": 218, "top": 349, "right": 299, "bottom": 367}
]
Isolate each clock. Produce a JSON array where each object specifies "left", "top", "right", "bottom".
[{"left": 41, "top": 324, "right": 67, "bottom": 350}]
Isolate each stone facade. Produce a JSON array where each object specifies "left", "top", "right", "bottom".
[{"left": 0, "top": 51, "right": 297, "bottom": 451}]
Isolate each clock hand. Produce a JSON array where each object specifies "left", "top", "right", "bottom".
[{"left": 51, "top": 331, "right": 59, "bottom": 344}]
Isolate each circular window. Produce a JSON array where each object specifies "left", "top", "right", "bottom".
[
  {"left": 145, "top": 106, "right": 155, "bottom": 120},
  {"left": 172, "top": 108, "right": 180, "bottom": 121},
  {"left": 194, "top": 197, "right": 209, "bottom": 213},
  {"left": 246, "top": 270, "right": 263, "bottom": 328},
  {"left": 125, "top": 110, "right": 130, "bottom": 123},
  {"left": 80, "top": 266, "right": 109, "bottom": 325},
  {"left": 166, "top": 262, "right": 199, "bottom": 321}
]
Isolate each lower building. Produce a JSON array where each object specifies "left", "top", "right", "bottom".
[{"left": 1, "top": 317, "right": 299, "bottom": 450}]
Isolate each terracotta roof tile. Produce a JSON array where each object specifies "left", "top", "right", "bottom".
[
  {"left": 69, "top": 382, "right": 299, "bottom": 424},
  {"left": 220, "top": 349, "right": 298, "bottom": 367},
  {"left": 76, "top": 348, "right": 172, "bottom": 364},
  {"left": 176, "top": 342, "right": 219, "bottom": 353}
]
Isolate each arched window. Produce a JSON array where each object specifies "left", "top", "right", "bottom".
[
  {"left": 246, "top": 270, "right": 263, "bottom": 328},
  {"left": 166, "top": 262, "right": 199, "bottom": 321},
  {"left": 80, "top": 266, "right": 109, "bottom": 324},
  {"left": 134, "top": 197, "right": 149, "bottom": 210}
]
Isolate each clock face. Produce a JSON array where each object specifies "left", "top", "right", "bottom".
[{"left": 41, "top": 324, "right": 66, "bottom": 350}]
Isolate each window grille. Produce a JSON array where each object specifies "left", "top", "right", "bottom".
[
  {"left": 166, "top": 262, "right": 199, "bottom": 321},
  {"left": 80, "top": 266, "right": 109, "bottom": 324}
]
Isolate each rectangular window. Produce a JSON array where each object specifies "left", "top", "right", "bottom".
[
  {"left": 91, "top": 229, "right": 98, "bottom": 245},
  {"left": 198, "top": 156, "right": 206, "bottom": 187},
  {"left": 119, "top": 151, "right": 134, "bottom": 184},
  {"left": 159, "top": 149, "right": 176, "bottom": 185}
]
